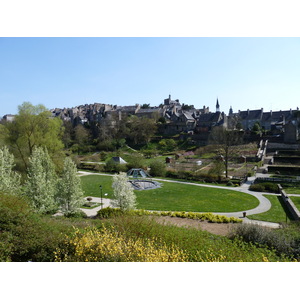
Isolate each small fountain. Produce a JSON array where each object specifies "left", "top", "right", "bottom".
[{"left": 127, "top": 168, "right": 162, "bottom": 190}]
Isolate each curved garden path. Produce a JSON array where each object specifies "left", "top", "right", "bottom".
[{"left": 78, "top": 171, "right": 281, "bottom": 228}]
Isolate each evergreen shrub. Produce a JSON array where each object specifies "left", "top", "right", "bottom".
[{"left": 250, "top": 182, "right": 279, "bottom": 193}]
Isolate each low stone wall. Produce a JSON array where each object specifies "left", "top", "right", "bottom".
[{"left": 278, "top": 184, "right": 300, "bottom": 221}]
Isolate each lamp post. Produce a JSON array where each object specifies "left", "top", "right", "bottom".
[
  {"left": 242, "top": 155, "right": 247, "bottom": 178},
  {"left": 99, "top": 185, "right": 103, "bottom": 209}
]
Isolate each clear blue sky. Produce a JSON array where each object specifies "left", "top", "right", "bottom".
[{"left": 1, "top": 37, "right": 300, "bottom": 116}]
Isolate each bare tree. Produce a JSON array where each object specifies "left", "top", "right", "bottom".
[{"left": 209, "top": 127, "right": 243, "bottom": 178}]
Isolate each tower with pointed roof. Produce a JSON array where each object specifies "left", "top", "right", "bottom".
[{"left": 216, "top": 98, "right": 220, "bottom": 112}]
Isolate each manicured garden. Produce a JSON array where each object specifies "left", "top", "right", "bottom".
[{"left": 80, "top": 174, "right": 260, "bottom": 213}]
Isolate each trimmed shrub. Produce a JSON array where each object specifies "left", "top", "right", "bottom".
[
  {"left": 64, "top": 210, "right": 87, "bottom": 218},
  {"left": 250, "top": 182, "right": 279, "bottom": 193},
  {"left": 95, "top": 207, "right": 242, "bottom": 223},
  {"left": 96, "top": 207, "right": 125, "bottom": 219},
  {"left": 165, "top": 169, "right": 219, "bottom": 183}
]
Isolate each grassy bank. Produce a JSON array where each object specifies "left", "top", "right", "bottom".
[{"left": 0, "top": 193, "right": 293, "bottom": 262}]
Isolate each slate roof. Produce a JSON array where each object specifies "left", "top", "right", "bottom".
[
  {"left": 238, "top": 109, "right": 263, "bottom": 120},
  {"left": 182, "top": 111, "right": 195, "bottom": 120},
  {"left": 197, "top": 112, "right": 222, "bottom": 123},
  {"left": 262, "top": 110, "right": 296, "bottom": 122},
  {"left": 136, "top": 108, "right": 162, "bottom": 114}
]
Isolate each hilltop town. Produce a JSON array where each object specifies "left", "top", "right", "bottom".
[
  {"left": 2, "top": 95, "right": 299, "bottom": 146},
  {"left": 3, "top": 95, "right": 300, "bottom": 146},
  {"left": 41, "top": 95, "right": 300, "bottom": 144}
]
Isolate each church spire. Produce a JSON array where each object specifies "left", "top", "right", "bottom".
[{"left": 216, "top": 98, "right": 220, "bottom": 112}]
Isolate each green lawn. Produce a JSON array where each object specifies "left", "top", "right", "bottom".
[
  {"left": 247, "top": 194, "right": 292, "bottom": 223},
  {"left": 289, "top": 196, "right": 300, "bottom": 211},
  {"left": 80, "top": 174, "right": 114, "bottom": 198},
  {"left": 285, "top": 187, "right": 300, "bottom": 194},
  {"left": 80, "top": 174, "right": 259, "bottom": 212}
]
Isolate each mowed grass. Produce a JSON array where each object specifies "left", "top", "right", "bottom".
[
  {"left": 289, "top": 196, "right": 300, "bottom": 211},
  {"left": 80, "top": 174, "right": 114, "bottom": 198},
  {"left": 282, "top": 187, "right": 300, "bottom": 194},
  {"left": 247, "top": 194, "right": 292, "bottom": 223},
  {"left": 80, "top": 175, "right": 259, "bottom": 212}
]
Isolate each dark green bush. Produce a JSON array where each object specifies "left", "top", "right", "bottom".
[
  {"left": 80, "top": 162, "right": 98, "bottom": 171},
  {"left": 96, "top": 207, "right": 125, "bottom": 219},
  {"left": 149, "top": 159, "right": 166, "bottom": 177},
  {"left": 0, "top": 193, "right": 76, "bottom": 262},
  {"left": 126, "top": 154, "right": 146, "bottom": 170},
  {"left": 94, "top": 164, "right": 105, "bottom": 172},
  {"left": 249, "top": 182, "right": 279, "bottom": 193},
  {"left": 104, "top": 160, "right": 128, "bottom": 173},
  {"left": 64, "top": 210, "right": 87, "bottom": 218},
  {"left": 165, "top": 169, "right": 218, "bottom": 183}
]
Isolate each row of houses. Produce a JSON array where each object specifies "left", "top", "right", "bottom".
[
  {"left": 2, "top": 95, "right": 299, "bottom": 143},
  {"left": 232, "top": 107, "right": 299, "bottom": 131}
]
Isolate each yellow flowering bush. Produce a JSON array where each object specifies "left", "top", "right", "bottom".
[
  {"left": 54, "top": 226, "right": 187, "bottom": 262},
  {"left": 97, "top": 207, "right": 242, "bottom": 223}
]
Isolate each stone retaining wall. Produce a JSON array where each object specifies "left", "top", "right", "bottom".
[{"left": 278, "top": 184, "right": 300, "bottom": 221}]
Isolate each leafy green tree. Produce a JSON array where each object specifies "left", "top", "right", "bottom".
[
  {"left": 208, "top": 159, "right": 225, "bottom": 182},
  {"left": 111, "top": 172, "right": 137, "bottom": 211},
  {"left": 74, "top": 124, "right": 90, "bottom": 153},
  {"left": 142, "top": 148, "right": 157, "bottom": 158},
  {"left": 0, "top": 146, "right": 21, "bottom": 195},
  {"left": 158, "top": 139, "right": 177, "bottom": 152},
  {"left": 57, "top": 157, "right": 85, "bottom": 215},
  {"left": 104, "top": 159, "right": 127, "bottom": 173},
  {"left": 61, "top": 120, "right": 73, "bottom": 148},
  {"left": 126, "top": 116, "right": 157, "bottom": 145},
  {"left": 149, "top": 159, "right": 166, "bottom": 177},
  {"left": 0, "top": 102, "right": 64, "bottom": 171},
  {"left": 97, "top": 115, "right": 129, "bottom": 151},
  {"left": 141, "top": 103, "right": 150, "bottom": 108},
  {"left": 251, "top": 122, "right": 262, "bottom": 135},
  {"left": 126, "top": 153, "right": 146, "bottom": 169},
  {"left": 25, "top": 147, "right": 58, "bottom": 214}
]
